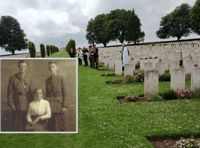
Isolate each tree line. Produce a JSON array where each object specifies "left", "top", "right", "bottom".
[{"left": 86, "top": 8, "right": 145, "bottom": 47}]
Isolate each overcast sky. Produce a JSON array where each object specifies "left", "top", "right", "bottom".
[{"left": 0, "top": 0, "right": 199, "bottom": 55}]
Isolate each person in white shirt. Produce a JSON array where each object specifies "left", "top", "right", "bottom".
[
  {"left": 77, "top": 47, "right": 82, "bottom": 65},
  {"left": 25, "top": 87, "right": 51, "bottom": 131},
  {"left": 120, "top": 43, "right": 129, "bottom": 71}
]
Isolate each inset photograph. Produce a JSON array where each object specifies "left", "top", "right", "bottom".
[{"left": 1, "top": 58, "right": 77, "bottom": 133}]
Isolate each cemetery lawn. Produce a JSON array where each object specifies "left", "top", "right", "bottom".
[{"left": 1, "top": 56, "right": 200, "bottom": 147}]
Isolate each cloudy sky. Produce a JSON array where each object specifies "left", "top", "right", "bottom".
[{"left": 0, "top": 0, "right": 199, "bottom": 55}]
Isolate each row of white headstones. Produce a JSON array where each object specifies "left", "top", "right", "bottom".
[{"left": 98, "top": 44, "right": 200, "bottom": 97}]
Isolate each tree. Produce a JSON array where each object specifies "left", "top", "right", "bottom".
[
  {"left": 0, "top": 15, "right": 28, "bottom": 55},
  {"left": 106, "top": 9, "right": 130, "bottom": 43},
  {"left": 28, "top": 41, "right": 36, "bottom": 57},
  {"left": 66, "top": 39, "right": 76, "bottom": 54},
  {"left": 40, "top": 43, "right": 45, "bottom": 58},
  {"left": 156, "top": 3, "right": 191, "bottom": 40},
  {"left": 190, "top": 0, "right": 200, "bottom": 35},
  {"left": 50, "top": 45, "right": 53, "bottom": 54},
  {"left": 86, "top": 18, "right": 96, "bottom": 45},
  {"left": 125, "top": 9, "right": 145, "bottom": 44},
  {"left": 46, "top": 45, "right": 50, "bottom": 56}
]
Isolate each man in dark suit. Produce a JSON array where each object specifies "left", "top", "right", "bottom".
[
  {"left": 69, "top": 48, "right": 75, "bottom": 58},
  {"left": 45, "top": 61, "right": 68, "bottom": 131},
  {"left": 7, "top": 60, "right": 33, "bottom": 131},
  {"left": 93, "top": 44, "right": 99, "bottom": 69},
  {"left": 83, "top": 47, "right": 88, "bottom": 66}
]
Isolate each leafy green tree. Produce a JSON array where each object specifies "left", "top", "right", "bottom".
[
  {"left": 0, "top": 15, "right": 28, "bottom": 55},
  {"left": 125, "top": 9, "right": 145, "bottom": 44},
  {"left": 86, "top": 18, "right": 96, "bottom": 45},
  {"left": 190, "top": 0, "right": 200, "bottom": 35},
  {"left": 66, "top": 39, "right": 76, "bottom": 54},
  {"left": 40, "top": 43, "right": 45, "bottom": 58},
  {"left": 156, "top": 3, "right": 191, "bottom": 41},
  {"left": 106, "top": 9, "right": 130, "bottom": 43}
]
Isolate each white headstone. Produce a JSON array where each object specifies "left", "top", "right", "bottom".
[
  {"left": 170, "top": 61, "right": 179, "bottom": 73},
  {"left": 124, "top": 64, "right": 134, "bottom": 77},
  {"left": 115, "top": 60, "right": 122, "bottom": 75},
  {"left": 144, "top": 62, "right": 153, "bottom": 71},
  {"left": 144, "top": 70, "right": 159, "bottom": 97},
  {"left": 171, "top": 68, "right": 185, "bottom": 91},
  {"left": 156, "top": 61, "right": 165, "bottom": 75},
  {"left": 184, "top": 59, "right": 194, "bottom": 74},
  {"left": 191, "top": 67, "right": 200, "bottom": 90}
]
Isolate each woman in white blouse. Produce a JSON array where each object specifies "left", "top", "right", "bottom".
[{"left": 25, "top": 87, "right": 51, "bottom": 131}]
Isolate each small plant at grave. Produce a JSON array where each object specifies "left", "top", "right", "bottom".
[
  {"left": 185, "top": 73, "right": 191, "bottom": 80},
  {"left": 173, "top": 136, "right": 200, "bottom": 148},
  {"left": 125, "top": 95, "right": 139, "bottom": 101},
  {"left": 149, "top": 56, "right": 152, "bottom": 59},
  {"left": 105, "top": 73, "right": 112, "bottom": 76},
  {"left": 134, "top": 71, "right": 139, "bottom": 75},
  {"left": 165, "top": 70, "right": 169, "bottom": 73},
  {"left": 135, "top": 72, "right": 144, "bottom": 82},
  {"left": 139, "top": 57, "right": 143, "bottom": 60},
  {"left": 179, "top": 58, "right": 183, "bottom": 66},
  {"left": 112, "top": 78, "right": 120, "bottom": 84},
  {"left": 131, "top": 57, "right": 134, "bottom": 60},
  {"left": 147, "top": 94, "right": 164, "bottom": 102},
  {"left": 177, "top": 89, "right": 192, "bottom": 99},
  {"left": 135, "top": 61, "right": 140, "bottom": 69},
  {"left": 124, "top": 75, "right": 135, "bottom": 84},
  {"left": 162, "top": 89, "right": 177, "bottom": 100},
  {"left": 159, "top": 73, "right": 170, "bottom": 81},
  {"left": 194, "top": 63, "right": 198, "bottom": 67},
  {"left": 191, "top": 88, "right": 200, "bottom": 99}
]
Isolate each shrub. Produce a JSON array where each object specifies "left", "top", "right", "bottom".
[
  {"left": 40, "top": 43, "right": 45, "bottom": 58},
  {"left": 147, "top": 94, "right": 164, "bottom": 102},
  {"left": 124, "top": 75, "right": 135, "bottom": 83},
  {"left": 177, "top": 89, "right": 192, "bottom": 99},
  {"left": 135, "top": 61, "right": 140, "bottom": 69},
  {"left": 191, "top": 89, "right": 200, "bottom": 99},
  {"left": 46, "top": 45, "right": 50, "bottom": 56},
  {"left": 185, "top": 73, "right": 191, "bottom": 80},
  {"left": 165, "top": 70, "right": 169, "bottom": 73},
  {"left": 28, "top": 41, "right": 36, "bottom": 58},
  {"left": 162, "top": 90, "right": 177, "bottom": 100},
  {"left": 66, "top": 39, "right": 76, "bottom": 54},
  {"left": 163, "top": 73, "right": 170, "bottom": 81},
  {"left": 125, "top": 95, "right": 139, "bottom": 101},
  {"left": 174, "top": 136, "right": 200, "bottom": 148},
  {"left": 159, "top": 73, "right": 170, "bottom": 82},
  {"left": 135, "top": 72, "right": 144, "bottom": 82}
]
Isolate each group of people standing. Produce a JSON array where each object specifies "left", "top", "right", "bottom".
[
  {"left": 7, "top": 60, "right": 68, "bottom": 131},
  {"left": 77, "top": 44, "right": 99, "bottom": 69}
]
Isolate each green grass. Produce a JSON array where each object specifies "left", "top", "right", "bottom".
[{"left": 1, "top": 53, "right": 200, "bottom": 147}]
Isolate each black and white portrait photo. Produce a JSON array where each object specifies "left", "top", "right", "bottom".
[{"left": 1, "top": 59, "right": 77, "bottom": 133}]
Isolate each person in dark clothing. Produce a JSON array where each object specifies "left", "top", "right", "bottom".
[
  {"left": 7, "top": 60, "right": 33, "bottom": 131},
  {"left": 69, "top": 48, "right": 75, "bottom": 58},
  {"left": 88, "top": 45, "right": 92, "bottom": 67},
  {"left": 93, "top": 44, "right": 98, "bottom": 69},
  {"left": 90, "top": 47, "right": 95, "bottom": 68},
  {"left": 83, "top": 47, "right": 88, "bottom": 66}
]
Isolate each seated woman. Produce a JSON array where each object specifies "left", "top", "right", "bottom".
[{"left": 25, "top": 87, "right": 51, "bottom": 131}]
